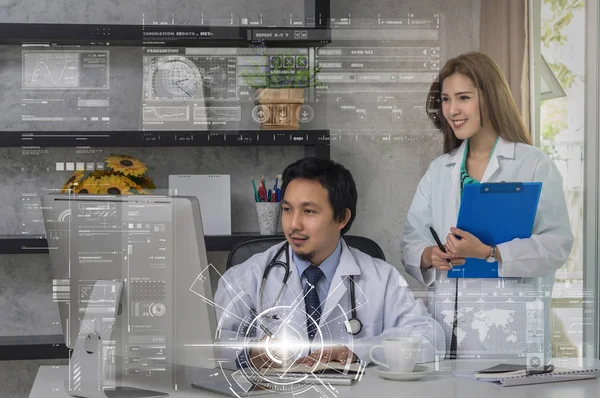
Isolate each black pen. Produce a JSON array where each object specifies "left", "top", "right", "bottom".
[
  {"left": 429, "top": 226, "right": 453, "bottom": 267},
  {"left": 249, "top": 309, "right": 274, "bottom": 338}
]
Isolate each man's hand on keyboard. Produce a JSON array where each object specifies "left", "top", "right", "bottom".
[{"left": 294, "top": 345, "right": 356, "bottom": 366}]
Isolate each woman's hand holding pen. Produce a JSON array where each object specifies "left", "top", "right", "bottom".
[
  {"left": 423, "top": 226, "right": 465, "bottom": 271},
  {"left": 445, "top": 227, "right": 491, "bottom": 259},
  {"left": 424, "top": 245, "right": 466, "bottom": 271},
  {"left": 422, "top": 227, "right": 494, "bottom": 270}
]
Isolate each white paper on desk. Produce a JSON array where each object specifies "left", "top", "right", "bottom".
[
  {"left": 453, "top": 367, "right": 600, "bottom": 386},
  {"left": 261, "top": 361, "right": 361, "bottom": 375},
  {"left": 169, "top": 175, "right": 231, "bottom": 235},
  {"left": 451, "top": 370, "right": 480, "bottom": 381},
  {"left": 452, "top": 370, "right": 508, "bottom": 382}
]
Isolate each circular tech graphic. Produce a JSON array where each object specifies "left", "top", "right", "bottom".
[
  {"left": 149, "top": 303, "right": 165, "bottom": 317},
  {"left": 150, "top": 56, "right": 201, "bottom": 100},
  {"left": 252, "top": 105, "right": 270, "bottom": 123},
  {"left": 296, "top": 104, "right": 314, "bottom": 123},
  {"left": 232, "top": 305, "right": 355, "bottom": 395}
]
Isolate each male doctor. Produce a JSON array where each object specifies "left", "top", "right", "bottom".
[{"left": 214, "top": 157, "right": 445, "bottom": 370}]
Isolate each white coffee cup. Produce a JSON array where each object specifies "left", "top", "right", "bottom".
[{"left": 369, "top": 337, "right": 420, "bottom": 373}]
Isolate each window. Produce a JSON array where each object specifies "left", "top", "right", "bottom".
[{"left": 530, "top": 0, "right": 597, "bottom": 360}]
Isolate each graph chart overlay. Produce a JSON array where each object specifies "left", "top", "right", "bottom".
[
  {"left": 433, "top": 292, "right": 547, "bottom": 358},
  {"left": 143, "top": 106, "right": 190, "bottom": 122},
  {"left": 194, "top": 106, "right": 241, "bottom": 122},
  {"left": 144, "top": 55, "right": 237, "bottom": 101},
  {"left": 196, "top": 56, "right": 237, "bottom": 100},
  {"left": 22, "top": 51, "right": 109, "bottom": 90}
]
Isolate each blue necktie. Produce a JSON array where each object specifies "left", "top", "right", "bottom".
[{"left": 303, "top": 266, "right": 324, "bottom": 341}]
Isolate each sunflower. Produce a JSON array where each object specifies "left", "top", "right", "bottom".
[
  {"left": 61, "top": 171, "right": 85, "bottom": 193},
  {"left": 97, "top": 175, "right": 133, "bottom": 195},
  {"left": 105, "top": 155, "right": 148, "bottom": 177},
  {"left": 73, "top": 176, "right": 100, "bottom": 194},
  {"left": 121, "top": 176, "right": 149, "bottom": 195},
  {"left": 133, "top": 175, "right": 156, "bottom": 190},
  {"left": 89, "top": 170, "right": 110, "bottom": 179}
]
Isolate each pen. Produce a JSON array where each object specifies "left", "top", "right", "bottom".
[
  {"left": 251, "top": 177, "right": 258, "bottom": 202},
  {"left": 250, "top": 309, "right": 274, "bottom": 338},
  {"left": 429, "top": 226, "right": 453, "bottom": 267}
]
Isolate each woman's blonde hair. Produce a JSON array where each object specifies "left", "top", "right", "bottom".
[{"left": 425, "top": 51, "right": 532, "bottom": 153}]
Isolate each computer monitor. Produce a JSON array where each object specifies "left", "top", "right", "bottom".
[{"left": 42, "top": 193, "right": 217, "bottom": 397}]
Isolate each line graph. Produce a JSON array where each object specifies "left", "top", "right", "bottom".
[
  {"left": 194, "top": 106, "right": 241, "bottom": 122},
  {"left": 23, "top": 52, "right": 80, "bottom": 89},
  {"left": 22, "top": 51, "right": 109, "bottom": 90},
  {"left": 143, "top": 106, "right": 190, "bottom": 122}
]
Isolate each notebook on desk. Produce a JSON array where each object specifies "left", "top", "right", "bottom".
[
  {"left": 257, "top": 361, "right": 362, "bottom": 385},
  {"left": 472, "top": 365, "right": 600, "bottom": 387},
  {"left": 259, "top": 361, "right": 362, "bottom": 376},
  {"left": 474, "top": 363, "right": 555, "bottom": 379}
]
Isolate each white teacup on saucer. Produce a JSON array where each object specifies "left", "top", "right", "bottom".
[
  {"left": 369, "top": 336, "right": 420, "bottom": 373},
  {"left": 376, "top": 365, "right": 432, "bottom": 381}
]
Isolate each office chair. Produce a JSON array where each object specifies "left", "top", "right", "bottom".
[{"left": 226, "top": 235, "right": 386, "bottom": 270}]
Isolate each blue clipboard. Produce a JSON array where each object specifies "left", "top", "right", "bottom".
[{"left": 447, "top": 182, "right": 542, "bottom": 278}]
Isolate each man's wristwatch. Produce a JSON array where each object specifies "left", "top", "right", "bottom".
[{"left": 485, "top": 245, "right": 497, "bottom": 263}]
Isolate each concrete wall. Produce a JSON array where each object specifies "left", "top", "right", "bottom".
[{"left": 0, "top": 1, "right": 481, "bottom": 396}]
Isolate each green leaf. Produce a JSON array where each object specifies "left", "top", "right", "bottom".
[{"left": 541, "top": 0, "right": 584, "bottom": 47}]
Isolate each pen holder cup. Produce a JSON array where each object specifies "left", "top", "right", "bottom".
[{"left": 256, "top": 202, "right": 281, "bottom": 235}]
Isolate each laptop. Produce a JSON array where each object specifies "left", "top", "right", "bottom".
[
  {"left": 191, "top": 368, "right": 278, "bottom": 397},
  {"left": 191, "top": 362, "right": 360, "bottom": 397},
  {"left": 191, "top": 380, "right": 277, "bottom": 397},
  {"left": 257, "top": 361, "right": 361, "bottom": 385}
]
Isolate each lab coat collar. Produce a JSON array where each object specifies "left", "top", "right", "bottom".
[
  {"left": 284, "top": 239, "right": 361, "bottom": 327},
  {"left": 292, "top": 238, "right": 342, "bottom": 285},
  {"left": 481, "top": 136, "right": 515, "bottom": 182},
  {"left": 444, "top": 136, "right": 516, "bottom": 220},
  {"left": 444, "top": 136, "right": 515, "bottom": 167},
  {"left": 319, "top": 238, "right": 361, "bottom": 325},
  {"left": 337, "top": 238, "right": 362, "bottom": 276},
  {"left": 444, "top": 136, "right": 515, "bottom": 183},
  {"left": 286, "top": 238, "right": 361, "bottom": 278},
  {"left": 446, "top": 139, "right": 467, "bottom": 167},
  {"left": 495, "top": 136, "right": 516, "bottom": 159}
]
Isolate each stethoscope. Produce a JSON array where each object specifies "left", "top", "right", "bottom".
[{"left": 257, "top": 242, "right": 363, "bottom": 335}]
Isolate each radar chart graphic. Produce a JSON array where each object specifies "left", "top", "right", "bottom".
[{"left": 150, "top": 56, "right": 202, "bottom": 101}]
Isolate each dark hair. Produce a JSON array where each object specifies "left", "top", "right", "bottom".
[
  {"left": 425, "top": 51, "right": 531, "bottom": 153},
  {"left": 280, "top": 157, "right": 357, "bottom": 235}
]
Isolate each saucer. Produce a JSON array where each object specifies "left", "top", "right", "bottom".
[{"left": 376, "top": 365, "right": 432, "bottom": 381}]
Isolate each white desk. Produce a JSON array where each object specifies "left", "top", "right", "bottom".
[{"left": 29, "top": 360, "right": 600, "bottom": 398}]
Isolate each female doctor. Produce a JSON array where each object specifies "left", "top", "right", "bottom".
[
  {"left": 214, "top": 157, "right": 445, "bottom": 371},
  {"left": 401, "top": 52, "right": 573, "bottom": 357}
]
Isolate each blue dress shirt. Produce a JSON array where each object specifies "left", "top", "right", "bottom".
[{"left": 292, "top": 238, "right": 342, "bottom": 303}]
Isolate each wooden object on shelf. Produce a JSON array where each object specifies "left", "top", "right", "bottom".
[{"left": 255, "top": 88, "right": 305, "bottom": 130}]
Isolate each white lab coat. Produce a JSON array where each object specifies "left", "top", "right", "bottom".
[
  {"left": 401, "top": 137, "right": 574, "bottom": 357},
  {"left": 214, "top": 238, "right": 446, "bottom": 369}
]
